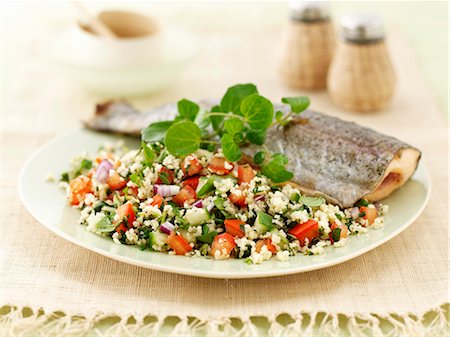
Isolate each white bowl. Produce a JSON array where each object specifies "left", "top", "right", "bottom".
[{"left": 48, "top": 19, "right": 198, "bottom": 97}]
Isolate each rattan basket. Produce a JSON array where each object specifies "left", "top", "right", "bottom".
[
  {"left": 279, "top": 20, "right": 335, "bottom": 90},
  {"left": 327, "top": 40, "right": 396, "bottom": 112}
]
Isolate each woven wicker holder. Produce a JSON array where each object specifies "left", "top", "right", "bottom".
[
  {"left": 279, "top": 20, "right": 335, "bottom": 90},
  {"left": 327, "top": 40, "right": 396, "bottom": 112}
]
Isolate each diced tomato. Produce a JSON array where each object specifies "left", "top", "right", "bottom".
[
  {"left": 211, "top": 233, "right": 236, "bottom": 259},
  {"left": 237, "top": 164, "right": 256, "bottom": 184},
  {"left": 115, "top": 223, "right": 128, "bottom": 234},
  {"left": 107, "top": 171, "right": 127, "bottom": 190},
  {"left": 182, "top": 157, "right": 203, "bottom": 176},
  {"left": 255, "top": 239, "right": 277, "bottom": 254},
  {"left": 207, "top": 156, "right": 234, "bottom": 175},
  {"left": 69, "top": 175, "right": 92, "bottom": 205},
  {"left": 359, "top": 206, "right": 378, "bottom": 225},
  {"left": 155, "top": 167, "right": 174, "bottom": 184},
  {"left": 172, "top": 185, "right": 196, "bottom": 206},
  {"left": 288, "top": 220, "right": 319, "bottom": 246},
  {"left": 116, "top": 202, "right": 136, "bottom": 227},
  {"left": 224, "top": 219, "right": 245, "bottom": 238},
  {"left": 182, "top": 176, "right": 201, "bottom": 190},
  {"left": 229, "top": 186, "right": 246, "bottom": 207},
  {"left": 167, "top": 232, "right": 192, "bottom": 255},
  {"left": 150, "top": 194, "right": 164, "bottom": 208},
  {"left": 329, "top": 222, "right": 349, "bottom": 244}
]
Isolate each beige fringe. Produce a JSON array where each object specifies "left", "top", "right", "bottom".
[{"left": 1, "top": 304, "right": 448, "bottom": 337}]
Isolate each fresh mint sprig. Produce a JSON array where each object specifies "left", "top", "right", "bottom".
[{"left": 141, "top": 83, "right": 310, "bottom": 183}]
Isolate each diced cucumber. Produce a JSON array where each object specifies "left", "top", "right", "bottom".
[
  {"left": 270, "top": 228, "right": 289, "bottom": 249},
  {"left": 185, "top": 208, "right": 210, "bottom": 225},
  {"left": 86, "top": 212, "right": 116, "bottom": 233},
  {"left": 196, "top": 176, "right": 215, "bottom": 197},
  {"left": 254, "top": 212, "right": 274, "bottom": 234},
  {"left": 148, "top": 231, "right": 168, "bottom": 250},
  {"left": 178, "top": 229, "right": 197, "bottom": 243}
]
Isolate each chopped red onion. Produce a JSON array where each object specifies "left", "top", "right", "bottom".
[
  {"left": 153, "top": 184, "right": 180, "bottom": 197},
  {"left": 95, "top": 159, "right": 113, "bottom": 183},
  {"left": 350, "top": 207, "right": 360, "bottom": 218},
  {"left": 206, "top": 201, "right": 215, "bottom": 212},
  {"left": 193, "top": 200, "right": 203, "bottom": 208},
  {"left": 255, "top": 194, "right": 265, "bottom": 202},
  {"left": 160, "top": 221, "right": 175, "bottom": 235}
]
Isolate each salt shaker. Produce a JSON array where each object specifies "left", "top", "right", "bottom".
[
  {"left": 327, "top": 14, "right": 396, "bottom": 112},
  {"left": 279, "top": 1, "right": 335, "bottom": 90}
]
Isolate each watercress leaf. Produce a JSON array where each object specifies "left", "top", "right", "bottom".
[
  {"left": 165, "top": 121, "right": 202, "bottom": 156},
  {"left": 240, "top": 94, "right": 274, "bottom": 130},
  {"left": 223, "top": 118, "right": 244, "bottom": 136},
  {"left": 261, "top": 156, "right": 293, "bottom": 183},
  {"left": 220, "top": 83, "right": 258, "bottom": 115},
  {"left": 141, "top": 141, "right": 154, "bottom": 165},
  {"left": 300, "top": 195, "right": 325, "bottom": 207},
  {"left": 220, "top": 133, "right": 242, "bottom": 162},
  {"left": 194, "top": 107, "right": 211, "bottom": 130},
  {"left": 210, "top": 105, "right": 225, "bottom": 133},
  {"left": 177, "top": 98, "right": 200, "bottom": 121},
  {"left": 141, "top": 121, "right": 173, "bottom": 143},
  {"left": 271, "top": 153, "right": 288, "bottom": 165},
  {"left": 233, "top": 132, "right": 245, "bottom": 144},
  {"left": 246, "top": 128, "right": 266, "bottom": 145},
  {"left": 275, "top": 110, "right": 284, "bottom": 122},
  {"left": 281, "top": 96, "right": 310, "bottom": 114},
  {"left": 253, "top": 151, "right": 265, "bottom": 165}
]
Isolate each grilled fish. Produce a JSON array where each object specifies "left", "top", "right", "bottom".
[{"left": 85, "top": 101, "right": 421, "bottom": 208}]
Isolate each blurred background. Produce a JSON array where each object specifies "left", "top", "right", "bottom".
[{"left": 1, "top": 1, "right": 448, "bottom": 121}]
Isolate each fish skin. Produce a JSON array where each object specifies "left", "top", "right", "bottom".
[
  {"left": 84, "top": 100, "right": 421, "bottom": 207},
  {"left": 246, "top": 105, "right": 421, "bottom": 208}
]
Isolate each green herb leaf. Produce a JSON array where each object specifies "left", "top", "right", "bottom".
[
  {"left": 300, "top": 196, "right": 325, "bottom": 207},
  {"left": 253, "top": 151, "right": 265, "bottom": 165},
  {"left": 240, "top": 94, "right": 274, "bottom": 130},
  {"left": 223, "top": 118, "right": 244, "bottom": 136},
  {"left": 275, "top": 110, "right": 283, "bottom": 122},
  {"left": 165, "top": 121, "right": 202, "bottom": 156},
  {"left": 177, "top": 98, "right": 200, "bottom": 121},
  {"left": 141, "top": 121, "right": 173, "bottom": 143},
  {"left": 356, "top": 199, "right": 369, "bottom": 207},
  {"left": 197, "top": 224, "right": 218, "bottom": 244},
  {"left": 220, "top": 83, "right": 258, "bottom": 115},
  {"left": 158, "top": 171, "right": 170, "bottom": 184},
  {"left": 331, "top": 227, "right": 341, "bottom": 242},
  {"left": 246, "top": 128, "right": 266, "bottom": 145},
  {"left": 60, "top": 172, "right": 69, "bottom": 182},
  {"left": 281, "top": 96, "right": 310, "bottom": 113},
  {"left": 220, "top": 133, "right": 242, "bottom": 162},
  {"left": 129, "top": 173, "right": 142, "bottom": 187},
  {"left": 271, "top": 153, "right": 288, "bottom": 165},
  {"left": 141, "top": 141, "right": 154, "bottom": 165},
  {"left": 210, "top": 105, "right": 226, "bottom": 133},
  {"left": 194, "top": 107, "right": 211, "bottom": 130},
  {"left": 261, "top": 156, "right": 293, "bottom": 183}
]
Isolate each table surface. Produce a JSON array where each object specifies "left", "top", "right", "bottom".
[{"left": 1, "top": 2, "right": 448, "bottom": 336}]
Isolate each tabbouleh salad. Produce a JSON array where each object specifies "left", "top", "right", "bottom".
[
  {"left": 58, "top": 141, "right": 387, "bottom": 264},
  {"left": 57, "top": 84, "right": 387, "bottom": 264}
]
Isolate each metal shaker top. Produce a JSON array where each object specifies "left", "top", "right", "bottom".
[
  {"left": 340, "top": 13, "right": 385, "bottom": 42},
  {"left": 289, "top": 1, "right": 330, "bottom": 22}
]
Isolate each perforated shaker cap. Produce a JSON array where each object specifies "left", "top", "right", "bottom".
[
  {"left": 341, "top": 13, "right": 385, "bottom": 42},
  {"left": 289, "top": 1, "right": 330, "bottom": 22}
]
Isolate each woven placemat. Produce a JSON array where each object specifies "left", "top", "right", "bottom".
[{"left": 1, "top": 29, "right": 448, "bottom": 336}]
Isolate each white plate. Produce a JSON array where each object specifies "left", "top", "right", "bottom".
[{"left": 19, "top": 128, "right": 431, "bottom": 279}]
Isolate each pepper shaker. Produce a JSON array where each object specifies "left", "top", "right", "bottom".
[
  {"left": 279, "top": 1, "right": 335, "bottom": 90},
  {"left": 327, "top": 14, "right": 396, "bottom": 112}
]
